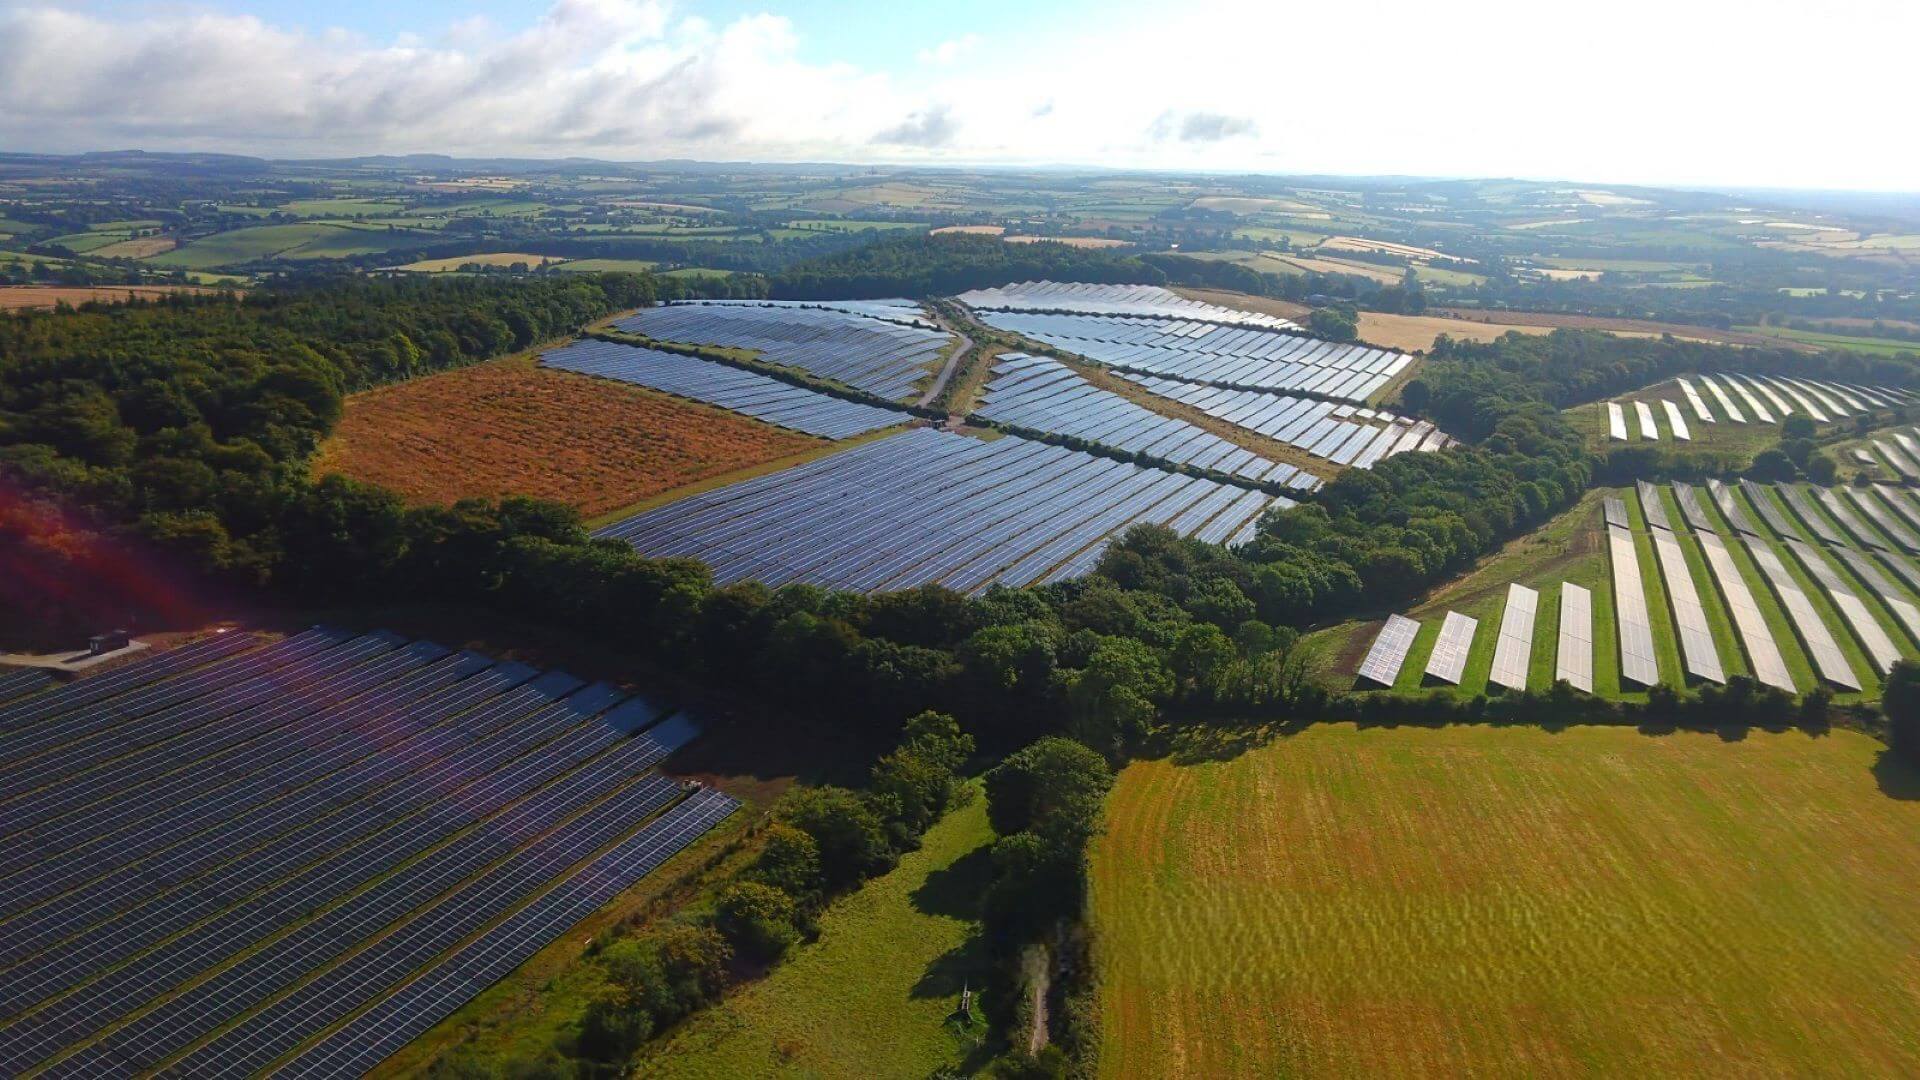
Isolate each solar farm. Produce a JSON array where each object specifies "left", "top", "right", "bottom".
[
  {"left": 594, "top": 427, "right": 1289, "bottom": 593},
  {"left": 0, "top": 629, "right": 733, "bottom": 1077},
  {"left": 1352, "top": 473, "right": 1920, "bottom": 699},
  {"left": 1603, "top": 373, "right": 1913, "bottom": 441}
]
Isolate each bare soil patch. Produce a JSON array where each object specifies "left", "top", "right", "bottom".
[{"left": 0, "top": 284, "right": 224, "bottom": 311}]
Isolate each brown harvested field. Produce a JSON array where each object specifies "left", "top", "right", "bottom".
[
  {"left": 929, "top": 224, "right": 1004, "bottom": 236},
  {"left": 1261, "top": 251, "right": 1405, "bottom": 285},
  {"left": 92, "top": 236, "right": 177, "bottom": 259},
  {"left": 0, "top": 284, "right": 224, "bottom": 311},
  {"left": 310, "top": 356, "right": 822, "bottom": 516},
  {"left": 1005, "top": 235, "right": 1130, "bottom": 248},
  {"left": 1319, "top": 235, "right": 1459, "bottom": 262},
  {"left": 1431, "top": 308, "right": 1810, "bottom": 349}
]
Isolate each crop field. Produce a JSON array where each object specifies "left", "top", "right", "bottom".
[
  {"left": 1092, "top": 722, "right": 1920, "bottom": 1078},
  {"left": 1739, "top": 324, "right": 1920, "bottom": 358},
  {"left": 92, "top": 235, "right": 175, "bottom": 258},
  {"left": 393, "top": 252, "right": 563, "bottom": 271},
  {"left": 310, "top": 357, "right": 820, "bottom": 517},
  {"left": 638, "top": 793, "right": 993, "bottom": 1078},
  {"left": 554, "top": 258, "right": 660, "bottom": 273},
  {"left": 0, "top": 631, "right": 734, "bottom": 1076},
  {"left": 0, "top": 284, "right": 226, "bottom": 311}
]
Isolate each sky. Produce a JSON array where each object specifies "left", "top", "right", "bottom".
[{"left": 2, "top": 0, "right": 1915, "bottom": 192}]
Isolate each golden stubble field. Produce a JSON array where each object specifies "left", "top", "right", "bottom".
[{"left": 1091, "top": 724, "right": 1920, "bottom": 1077}]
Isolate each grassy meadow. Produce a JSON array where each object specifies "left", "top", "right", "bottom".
[
  {"left": 1092, "top": 722, "right": 1920, "bottom": 1078},
  {"left": 636, "top": 794, "right": 994, "bottom": 1078}
]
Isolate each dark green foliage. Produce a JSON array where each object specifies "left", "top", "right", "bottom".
[
  {"left": 1884, "top": 662, "right": 1920, "bottom": 767},
  {"left": 1746, "top": 448, "right": 1796, "bottom": 481},
  {"left": 1307, "top": 304, "right": 1359, "bottom": 342},
  {"left": 984, "top": 737, "right": 1113, "bottom": 840},
  {"left": 712, "top": 881, "right": 800, "bottom": 962},
  {"left": 769, "top": 233, "right": 1159, "bottom": 299},
  {"left": 772, "top": 786, "right": 897, "bottom": 890},
  {"left": 747, "top": 822, "right": 824, "bottom": 901}
]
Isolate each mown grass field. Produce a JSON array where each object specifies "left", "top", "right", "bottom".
[
  {"left": 1092, "top": 723, "right": 1920, "bottom": 1078},
  {"left": 637, "top": 794, "right": 994, "bottom": 1078}
]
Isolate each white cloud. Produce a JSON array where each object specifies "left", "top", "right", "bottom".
[
  {"left": 0, "top": 0, "right": 1915, "bottom": 190},
  {"left": 915, "top": 34, "right": 980, "bottom": 66}
]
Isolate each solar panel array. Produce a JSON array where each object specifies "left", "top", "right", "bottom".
[
  {"left": 954, "top": 280, "right": 1297, "bottom": 328},
  {"left": 0, "top": 630, "right": 733, "bottom": 1077},
  {"left": 1356, "top": 615, "right": 1420, "bottom": 687},
  {"left": 1117, "top": 373, "right": 1449, "bottom": 472},
  {"left": 1602, "top": 497, "right": 1629, "bottom": 529},
  {"left": 1606, "top": 402, "right": 1628, "bottom": 441},
  {"left": 1707, "top": 479, "right": 1758, "bottom": 536},
  {"left": 1783, "top": 539, "right": 1902, "bottom": 675},
  {"left": 1423, "top": 611, "right": 1478, "bottom": 685},
  {"left": 0, "top": 668, "right": 53, "bottom": 705},
  {"left": 1696, "top": 375, "right": 1745, "bottom": 422},
  {"left": 1635, "top": 481, "right": 1671, "bottom": 532},
  {"left": 1607, "top": 524, "right": 1661, "bottom": 687},
  {"left": 1488, "top": 584, "right": 1538, "bottom": 692},
  {"left": 1556, "top": 583, "right": 1595, "bottom": 692},
  {"left": 614, "top": 300, "right": 951, "bottom": 400},
  {"left": 968, "top": 310, "right": 1411, "bottom": 403},
  {"left": 679, "top": 296, "right": 939, "bottom": 328},
  {"left": 1875, "top": 484, "right": 1920, "bottom": 539},
  {"left": 1826, "top": 487, "right": 1904, "bottom": 552},
  {"left": 542, "top": 339, "right": 905, "bottom": 439},
  {"left": 1676, "top": 378, "right": 1715, "bottom": 423},
  {"left": 1776, "top": 484, "right": 1845, "bottom": 546},
  {"left": 975, "top": 354, "right": 1302, "bottom": 486},
  {"left": 1829, "top": 546, "right": 1920, "bottom": 646},
  {"left": 1634, "top": 400, "right": 1659, "bottom": 440},
  {"left": 1741, "top": 536, "right": 1861, "bottom": 690},
  {"left": 596, "top": 428, "right": 1291, "bottom": 594},
  {"left": 1742, "top": 480, "right": 1803, "bottom": 540},
  {"left": 1693, "top": 529, "right": 1796, "bottom": 692},
  {"left": 1874, "top": 438, "right": 1920, "bottom": 480}
]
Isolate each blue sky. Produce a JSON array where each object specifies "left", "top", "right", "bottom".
[{"left": 5, "top": 0, "right": 1917, "bottom": 190}]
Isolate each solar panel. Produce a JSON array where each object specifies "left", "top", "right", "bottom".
[
  {"left": 1488, "top": 584, "right": 1538, "bottom": 691},
  {"left": 1830, "top": 487, "right": 1908, "bottom": 551},
  {"left": 1873, "top": 484, "right": 1920, "bottom": 542},
  {"left": 1634, "top": 400, "right": 1660, "bottom": 440},
  {"left": 1603, "top": 496, "right": 1629, "bottom": 529},
  {"left": 1774, "top": 484, "right": 1845, "bottom": 546},
  {"left": 1423, "top": 611, "right": 1478, "bottom": 686},
  {"left": 1556, "top": 582, "right": 1594, "bottom": 692},
  {"left": 1783, "top": 538, "right": 1902, "bottom": 675},
  {"left": 1671, "top": 482, "right": 1715, "bottom": 533},
  {"left": 1607, "top": 402, "right": 1628, "bottom": 441},
  {"left": 1607, "top": 524, "right": 1661, "bottom": 688},
  {"left": 1693, "top": 531, "right": 1795, "bottom": 692},
  {"left": 1696, "top": 374, "right": 1746, "bottom": 423},
  {"left": 1356, "top": 615, "right": 1420, "bottom": 687},
  {"left": 1740, "top": 535, "right": 1860, "bottom": 690},
  {"left": 1636, "top": 481, "right": 1672, "bottom": 531},
  {"left": 1660, "top": 398, "right": 1691, "bottom": 441},
  {"left": 1649, "top": 527, "right": 1724, "bottom": 683},
  {"left": 1676, "top": 377, "right": 1715, "bottom": 423}
]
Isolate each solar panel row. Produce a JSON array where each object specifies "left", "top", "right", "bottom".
[
  {"left": 1118, "top": 372, "right": 1448, "bottom": 473},
  {"left": 1696, "top": 375, "right": 1746, "bottom": 423},
  {"left": 1602, "top": 497, "right": 1629, "bottom": 529},
  {"left": 1740, "top": 480, "right": 1802, "bottom": 540},
  {"left": 1672, "top": 482, "right": 1716, "bottom": 533},
  {"left": 1828, "top": 546, "right": 1920, "bottom": 647},
  {"left": 1634, "top": 400, "right": 1659, "bottom": 440},
  {"left": 1556, "top": 582, "right": 1595, "bottom": 693},
  {"left": 0, "top": 668, "right": 52, "bottom": 705},
  {"left": 1661, "top": 398, "right": 1692, "bottom": 441},
  {"left": 1356, "top": 615, "right": 1419, "bottom": 687},
  {"left": 1488, "top": 585, "right": 1538, "bottom": 692},
  {"left": 1774, "top": 485, "right": 1845, "bottom": 546},
  {"left": 1606, "top": 402, "right": 1628, "bottom": 441},
  {"left": 0, "top": 633, "right": 733, "bottom": 1077},
  {"left": 1423, "top": 612, "right": 1478, "bottom": 686},
  {"left": 1706, "top": 479, "right": 1759, "bottom": 536},
  {"left": 954, "top": 281, "right": 1296, "bottom": 328},
  {"left": 1676, "top": 378, "right": 1715, "bottom": 423},
  {"left": 595, "top": 428, "right": 1291, "bottom": 593},
  {"left": 1782, "top": 539, "right": 1901, "bottom": 675},
  {"left": 614, "top": 301, "right": 950, "bottom": 401},
  {"left": 1636, "top": 481, "right": 1671, "bottom": 532},
  {"left": 1874, "top": 484, "right": 1920, "bottom": 540},
  {"left": 541, "top": 338, "right": 905, "bottom": 439},
  {"left": 1607, "top": 524, "right": 1661, "bottom": 688},
  {"left": 1649, "top": 528, "right": 1725, "bottom": 683},
  {"left": 1740, "top": 536, "right": 1860, "bottom": 690},
  {"left": 1693, "top": 530, "right": 1795, "bottom": 692},
  {"left": 970, "top": 309, "right": 1409, "bottom": 403},
  {"left": 976, "top": 354, "right": 1293, "bottom": 484}
]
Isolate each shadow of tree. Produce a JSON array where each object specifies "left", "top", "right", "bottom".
[
  {"left": 911, "top": 931, "right": 986, "bottom": 1000},
  {"left": 1874, "top": 748, "right": 1920, "bottom": 800},
  {"left": 911, "top": 845, "right": 993, "bottom": 920}
]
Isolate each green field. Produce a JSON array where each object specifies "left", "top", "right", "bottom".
[
  {"left": 277, "top": 197, "right": 407, "bottom": 216},
  {"left": 1093, "top": 722, "right": 1920, "bottom": 1078},
  {"left": 553, "top": 258, "right": 659, "bottom": 273},
  {"left": 150, "top": 223, "right": 441, "bottom": 267},
  {"left": 1740, "top": 325, "right": 1920, "bottom": 358},
  {"left": 637, "top": 794, "right": 993, "bottom": 1078}
]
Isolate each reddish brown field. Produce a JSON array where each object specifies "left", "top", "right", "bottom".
[
  {"left": 310, "top": 359, "right": 821, "bottom": 517},
  {"left": 0, "top": 285, "right": 225, "bottom": 311}
]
